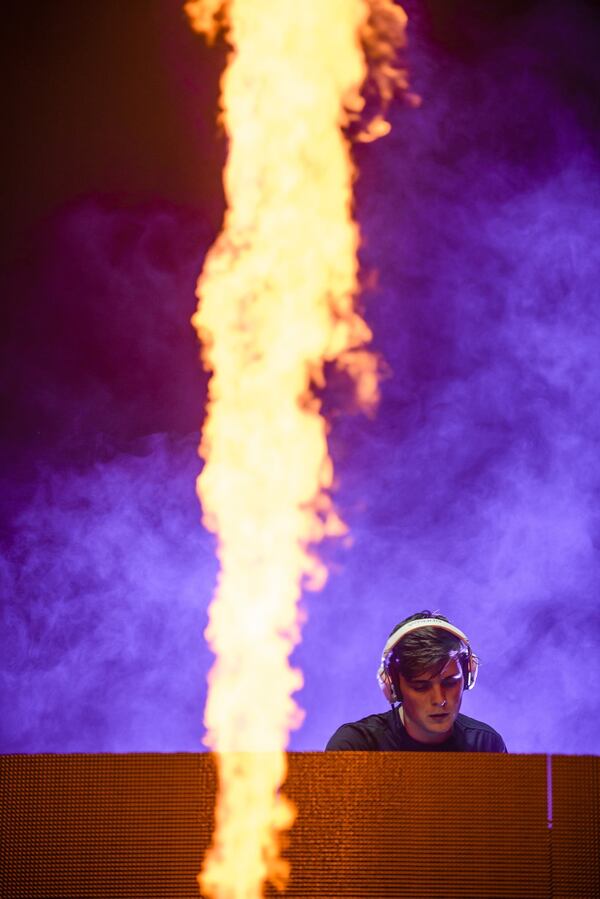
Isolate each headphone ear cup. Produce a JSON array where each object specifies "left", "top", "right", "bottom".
[
  {"left": 467, "top": 653, "right": 479, "bottom": 690},
  {"left": 461, "top": 657, "right": 470, "bottom": 689},
  {"left": 380, "top": 670, "right": 399, "bottom": 704},
  {"left": 463, "top": 652, "right": 478, "bottom": 690}
]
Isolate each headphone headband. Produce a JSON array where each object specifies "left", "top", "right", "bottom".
[{"left": 380, "top": 618, "right": 470, "bottom": 660}]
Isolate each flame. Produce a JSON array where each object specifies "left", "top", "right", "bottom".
[{"left": 184, "top": 1, "right": 409, "bottom": 896}]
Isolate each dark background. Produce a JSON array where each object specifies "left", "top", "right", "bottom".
[{"left": 1, "top": 0, "right": 599, "bottom": 752}]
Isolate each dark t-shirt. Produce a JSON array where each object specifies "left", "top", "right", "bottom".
[{"left": 326, "top": 709, "right": 507, "bottom": 752}]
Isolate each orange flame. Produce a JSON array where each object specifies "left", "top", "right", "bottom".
[{"left": 184, "top": 1, "right": 409, "bottom": 896}]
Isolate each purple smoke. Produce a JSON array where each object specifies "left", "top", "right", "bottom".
[{"left": 1, "top": 1, "right": 599, "bottom": 754}]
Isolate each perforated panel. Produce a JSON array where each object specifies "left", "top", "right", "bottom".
[
  {"left": 282, "top": 753, "right": 549, "bottom": 898},
  {"left": 0, "top": 754, "right": 210, "bottom": 898},
  {"left": 0, "top": 753, "right": 597, "bottom": 898},
  {"left": 552, "top": 755, "right": 600, "bottom": 898}
]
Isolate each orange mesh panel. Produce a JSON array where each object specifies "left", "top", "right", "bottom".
[
  {"left": 1, "top": 753, "right": 595, "bottom": 898},
  {"left": 552, "top": 755, "right": 600, "bottom": 898},
  {"left": 0, "top": 754, "right": 211, "bottom": 898},
  {"left": 281, "top": 752, "right": 549, "bottom": 898}
]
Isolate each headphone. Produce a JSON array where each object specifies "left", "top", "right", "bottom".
[{"left": 376, "top": 617, "right": 479, "bottom": 705}]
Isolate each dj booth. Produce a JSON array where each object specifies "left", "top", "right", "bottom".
[{"left": 1, "top": 753, "right": 598, "bottom": 897}]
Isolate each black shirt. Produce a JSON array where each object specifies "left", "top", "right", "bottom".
[{"left": 325, "top": 709, "right": 507, "bottom": 752}]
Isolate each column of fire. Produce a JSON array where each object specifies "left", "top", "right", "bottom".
[{"left": 184, "top": 1, "right": 409, "bottom": 896}]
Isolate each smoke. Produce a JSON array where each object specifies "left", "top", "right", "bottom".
[
  {"left": 1, "top": 201, "right": 209, "bottom": 447},
  {"left": 296, "top": 0, "right": 600, "bottom": 752},
  {"left": 1, "top": 435, "right": 218, "bottom": 752},
  {"left": 1, "top": 1, "right": 598, "bottom": 754},
  {"left": 0, "top": 202, "right": 216, "bottom": 752}
]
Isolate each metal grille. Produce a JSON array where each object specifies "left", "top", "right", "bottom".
[
  {"left": 552, "top": 755, "right": 600, "bottom": 898},
  {"left": 1, "top": 753, "right": 597, "bottom": 898}
]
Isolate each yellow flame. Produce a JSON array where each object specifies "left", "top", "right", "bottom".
[{"left": 185, "top": 1, "right": 408, "bottom": 896}]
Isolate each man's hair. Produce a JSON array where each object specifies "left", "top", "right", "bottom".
[{"left": 387, "top": 610, "right": 469, "bottom": 685}]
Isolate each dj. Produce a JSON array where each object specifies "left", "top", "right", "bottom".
[{"left": 326, "top": 610, "right": 507, "bottom": 752}]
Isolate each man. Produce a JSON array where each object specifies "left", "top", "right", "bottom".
[{"left": 326, "top": 610, "right": 506, "bottom": 752}]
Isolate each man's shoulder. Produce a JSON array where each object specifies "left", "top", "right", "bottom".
[
  {"left": 325, "top": 710, "right": 397, "bottom": 751},
  {"left": 455, "top": 713, "right": 507, "bottom": 752},
  {"left": 455, "top": 712, "right": 504, "bottom": 737}
]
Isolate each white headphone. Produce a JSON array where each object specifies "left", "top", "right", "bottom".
[{"left": 376, "top": 617, "right": 479, "bottom": 704}]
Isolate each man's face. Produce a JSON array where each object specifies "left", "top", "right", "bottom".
[{"left": 398, "top": 656, "right": 464, "bottom": 744}]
